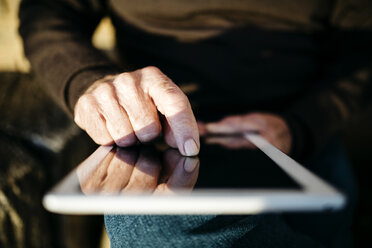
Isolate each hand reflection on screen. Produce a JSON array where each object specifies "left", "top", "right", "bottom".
[
  {"left": 203, "top": 135, "right": 257, "bottom": 150},
  {"left": 78, "top": 146, "right": 199, "bottom": 195}
]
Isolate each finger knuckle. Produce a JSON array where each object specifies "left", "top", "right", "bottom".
[
  {"left": 115, "top": 72, "right": 130, "bottom": 82},
  {"left": 78, "top": 94, "right": 94, "bottom": 106},
  {"left": 114, "top": 72, "right": 138, "bottom": 89},
  {"left": 76, "top": 95, "right": 98, "bottom": 116},
  {"left": 164, "top": 86, "right": 189, "bottom": 106},
  {"left": 163, "top": 84, "right": 182, "bottom": 96},
  {"left": 142, "top": 66, "right": 162, "bottom": 75},
  {"left": 96, "top": 82, "right": 113, "bottom": 92},
  {"left": 94, "top": 84, "right": 115, "bottom": 101}
]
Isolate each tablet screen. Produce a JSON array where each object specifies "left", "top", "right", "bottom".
[
  {"left": 196, "top": 141, "right": 301, "bottom": 189},
  {"left": 77, "top": 136, "right": 301, "bottom": 195}
]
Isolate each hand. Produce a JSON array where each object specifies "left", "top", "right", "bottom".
[
  {"left": 202, "top": 113, "right": 292, "bottom": 154},
  {"left": 74, "top": 66, "right": 199, "bottom": 156}
]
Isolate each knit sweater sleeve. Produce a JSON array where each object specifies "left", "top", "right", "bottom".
[
  {"left": 284, "top": 0, "right": 372, "bottom": 161},
  {"left": 19, "top": 0, "right": 121, "bottom": 114}
]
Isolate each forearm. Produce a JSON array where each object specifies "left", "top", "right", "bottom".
[
  {"left": 285, "top": 1, "right": 372, "bottom": 161},
  {"left": 19, "top": 0, "right": 120, "bottom": 114},
  {"left": 285, "top": 50, "right": 372, "bottom": 161}
]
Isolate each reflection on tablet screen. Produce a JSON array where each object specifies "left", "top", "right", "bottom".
[{"left": 77, "top": 136, "right": 301, "bottom": 195}]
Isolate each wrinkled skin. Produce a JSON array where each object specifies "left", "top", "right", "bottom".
[{"left": 74, "top": 66, "right": 200, "bottom": 156}]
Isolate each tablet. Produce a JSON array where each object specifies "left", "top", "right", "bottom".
[{"left": 43, "top": 133, "right": 345, "bottom": 214}]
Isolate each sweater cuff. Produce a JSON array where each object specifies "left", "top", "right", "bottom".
[
  {"left": 282, "top": 112, "right": 313, "bottom": 162},
  {"left": 282, "top": 90, "right": 344, "bottom": 162},
  {"left": 66, "top": 66, "right": 121, "bottom": 115}
]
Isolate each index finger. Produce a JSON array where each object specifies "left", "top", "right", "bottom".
[{"left": 143, "top": 67, "right": 199, "bottom": 156}]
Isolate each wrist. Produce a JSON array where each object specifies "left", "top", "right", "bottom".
[{"left": 281, "top": 113, "right": 311, "bottom": 162}]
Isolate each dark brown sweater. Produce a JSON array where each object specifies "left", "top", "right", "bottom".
[{"left": 19, "top": 0, "right": 372, "bottom": 161}]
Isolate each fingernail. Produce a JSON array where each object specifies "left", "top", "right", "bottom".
[
  {"left": 183, "top": 139, "right": 199, "bottom": 156},
  {"left": 184, "top": 158, "right": 199, "bottom": 173}
]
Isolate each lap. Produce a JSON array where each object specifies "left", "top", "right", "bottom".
[{"left": 105, "top": 140, "right": 354, "bottom": 248}]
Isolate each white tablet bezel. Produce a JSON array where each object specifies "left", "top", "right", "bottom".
[{"left": 43, "top": 133, "right": 345, "bottom": 215}]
